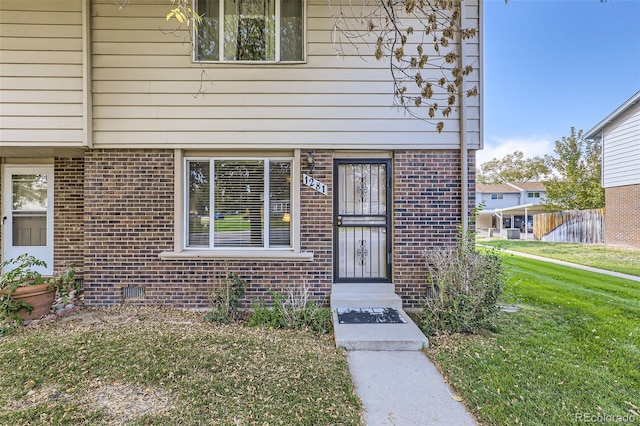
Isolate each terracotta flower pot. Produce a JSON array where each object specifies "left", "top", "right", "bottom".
[{"left": 2, "top": 283, "right": 56, "bottom": 320}]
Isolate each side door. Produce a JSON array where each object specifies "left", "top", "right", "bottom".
[{"left": 2, "top": 165, "right": 54, "bottom": 275}]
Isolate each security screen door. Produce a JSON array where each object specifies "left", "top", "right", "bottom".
[{"left": 334, "top": 160, "right": 391, "bottom": 282}]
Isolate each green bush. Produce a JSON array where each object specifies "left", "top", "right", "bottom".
[
  {"left": 422, "top": 230, "right": 506, "bottom": 336},
  {"left": 203, "top": 273, "right": 247, "bottom": 324},
  {"left": 247, "top": 296, "right": 287, "bottom": 329},
  {"left": 248, "top": 285, "right": 332, "bottom": 334}
]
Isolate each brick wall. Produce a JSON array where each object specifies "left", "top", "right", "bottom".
[
  {"left": 54, "top": 158, "right": 85, "bottom": 275},
  {"left": 3, "top": 149, "right": 474, "bottom": 309},
  {"left": 393, "top": 150, "right": 475, "bottom": 307},
  {"left": 605, "top": 184, "right": 640, "bottom": 247},
  {"left": 82, "top": 149, "right": 334, "bottom": 308}
]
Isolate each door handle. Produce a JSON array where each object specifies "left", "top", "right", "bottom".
[
  {"left": 1, "top": 216, "right": 6, "bottom": 225},
  {"left": 336, "top": 216, "right": 342, "bottom": 226}
]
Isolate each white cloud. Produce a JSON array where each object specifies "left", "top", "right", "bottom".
[{"left": 477, "top": 136, "right": 555, "bottom": 166}]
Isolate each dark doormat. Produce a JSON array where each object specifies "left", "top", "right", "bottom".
[{"left": 337, "top": 308, "right": 407, "bottom": 324}]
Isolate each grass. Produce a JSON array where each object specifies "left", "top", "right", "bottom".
[
  {"left": 214, "top": 213, "right": 250, "bottom": 232},
  {"left": 213, "top": 213, "right": 290, "bottom": 232},
  {"left": 0, "top": 307, "right": 362, "bottom": 425},
  {"left": 426, "top": 253, "right": 640, "bottom": 425},
  {"left": 478, "top": 239, "right": 640, "bottom": 277}
]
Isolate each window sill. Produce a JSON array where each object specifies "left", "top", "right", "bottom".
[
  {"left": 159, "top": 250, "right": 314, "bottom": 261},
  {"left": 191, "top": 60, "right": 308, "bottom": 66}
]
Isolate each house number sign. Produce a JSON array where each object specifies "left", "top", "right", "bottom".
[{"left": 302, "top": 174, "right": 328, "bottom": 195}]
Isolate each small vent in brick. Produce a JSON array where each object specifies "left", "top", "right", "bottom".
[{"left": 122, "top": 287, "right": 145, "bottom": 300}]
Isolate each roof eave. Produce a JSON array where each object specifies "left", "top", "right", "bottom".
[{"left": 584, "top": 90, "right": 640, "bottom": 140}]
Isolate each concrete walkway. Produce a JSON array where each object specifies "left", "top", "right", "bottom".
[
  {"left": 341, "top": 249, "right": 640, "bottom": 425},
  {"left": 489, "top": 246, "right": 640, "bottom": 282},
  {"left": 348, "top": 351, "right": 477, "bottom": 425},
  {"left": 331, "top": 284, "right": 477, "bottom": 425}
]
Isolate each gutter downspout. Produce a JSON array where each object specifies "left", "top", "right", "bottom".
[
  {"left": 82, "top": 0, "right": 93, "bottom": 148},
  {"left": 459, "top": 1, "right": 469, "bottom": 235}
]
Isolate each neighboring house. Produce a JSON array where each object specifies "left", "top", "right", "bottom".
[
  {"left": 0, "top": 0, "right": 481, "bottom": 308},
  {"left": 476, "top": 182, "right": 546, "bottom": 233},
  {"left": 584, "top": 90, "right": 640, "bottom": 248}
]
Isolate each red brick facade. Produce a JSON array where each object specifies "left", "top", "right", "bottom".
[
  {"left": 393, "top": 150, "right": 475, "bottom": 306},
  {"left": 605, "top": 184, "right": 640, "bottom": 247},
  {"left": 3, "top": 149, "right": 475, "bottom": 309},
  {"left": 54, "top": 158, "right": 85, "bottom": 275},
  {"left": 83, "top": 149, "right": 337, "bottom": 308}
]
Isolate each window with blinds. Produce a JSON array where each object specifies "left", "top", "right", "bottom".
[
  {"left": 196, "top": 0, "right": 304, "bottom": 62},
  {"left": 186, "top": 158, "right": 292, "bottom": 249}
]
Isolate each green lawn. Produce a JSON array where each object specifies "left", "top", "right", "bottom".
[
  {"left": 0, "top": 307, "right": 362, "bottom": 425},
  {"left": 478, "top": 239, "right": 640, "bottom": 277},
  {"left": 427, "top": 254, "right": 640, "bottom": 425},
  {"left": 214, "top": 213, "right": 250, "bottom": 232},
  {"left": 213, "top": 213, "right": 290, "bottom": 232}
]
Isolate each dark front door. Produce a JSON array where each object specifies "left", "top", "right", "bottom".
[{"left": 334, "top": 160, "right": 392, "bottom": 282}]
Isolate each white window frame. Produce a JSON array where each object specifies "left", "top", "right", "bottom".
[
  {"left": 184, "top": 157, "right": 293, "bottom": 250},
  {"left": 527, "top": 192, "right": 541, "bottom": 198},
  {"left": 160, "top": 150, "right": 312, "bottom": 261},
  {"left": 491, "top": 193, "right": 503, "bottom": 200},
  {"left": 193, "top": 0, "right": 306, "bottom": 63}
]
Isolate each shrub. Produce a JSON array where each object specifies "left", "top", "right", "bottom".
[
  {"left": 421, "top": 229, "right": 506, "bottom": 336},
  {"left": 248, "top": 283, "right": 332, "bottom": 334},
  {"left": 203, "top": 273, "right": 247, "bottom": 323}
]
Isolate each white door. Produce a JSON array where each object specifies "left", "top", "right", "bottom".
[{"left": 2, "top": 165, "right": 54, "bottom": 275}]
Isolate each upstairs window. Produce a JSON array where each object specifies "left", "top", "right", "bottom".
[
  {"left": 527, "top": 192, "right": 541, "bottom": 198},
  {"left": 196, "top": 0, "right": 304, "bottom": 62},
  {"left": 186, "top": 158, "right": 292, "bottom": 249},
  {"left": 491, "top": 193, "right": 503, "bottom": 200}
]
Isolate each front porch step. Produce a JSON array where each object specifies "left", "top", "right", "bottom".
[
  {"left": 330, "top": 283, "right": 429, "bottom": 351},
  {"left": 330, "top": 283, "right": 402, "bottom": 309},
  {"left": 332, "top": 308, "right": 429, "bottom": 351}
]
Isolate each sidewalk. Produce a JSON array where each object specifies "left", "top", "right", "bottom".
[
  {"left": 348, "top": 351, "right": 477, "bottom": 425},
  {"left": 344, "top": 248, "right": 640, "bottom": 425},
  {"left": 488, "top": 246, "right": 640, "bottom": 282},
  {"left": 332, "top": 285, "right": 477, "bottom": 424}
]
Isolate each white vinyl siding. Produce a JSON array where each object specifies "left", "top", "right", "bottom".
[
  {"left": 0, "top": 0, "right": 84, "bottom": 147},
  {"left": 602, "top": 104, "right": 640, "bottom": 188},
  {"left": 90, "top": 0, "right": 481, "bottom": 150},
  {"left": 480, "top": 192, "right": 520, "bottom": 210}
]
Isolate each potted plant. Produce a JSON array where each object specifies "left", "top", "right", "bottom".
[{"left": 0, "top": 254, "right": 73, "bottom": 323}]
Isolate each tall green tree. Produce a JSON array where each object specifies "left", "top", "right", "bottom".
[
  {"left": 478, "top": 150, "right": 549, "bottom": 184},
  {"left": 543, "top": 127, "right": 604, "bottom": 211}
]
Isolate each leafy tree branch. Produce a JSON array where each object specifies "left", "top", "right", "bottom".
[{"left": 543, "top": 127, "right": 604, "bottom": 211}]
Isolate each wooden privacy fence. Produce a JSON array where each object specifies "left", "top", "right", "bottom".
[{"left": 533, "top": 209, "right": 605, "bottom": 244}]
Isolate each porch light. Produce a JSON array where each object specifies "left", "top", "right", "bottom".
[
  {"left": 282, "top": 213, "right": 291, "bottom": 223},
  {"left": 307, "top": 151, "right": 315, "bottom": 172}
]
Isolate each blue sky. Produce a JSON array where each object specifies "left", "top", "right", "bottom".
[{"left": 480, "top": 0, "right": 640, "bottom": 165}]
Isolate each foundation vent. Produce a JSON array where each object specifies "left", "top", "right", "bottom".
[{"left": 122, "top": 287, "right": 146, "bottom": 300}]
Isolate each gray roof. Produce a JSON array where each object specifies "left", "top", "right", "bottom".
[{"left": 477, "top": 181, "right": 545, "bottom": 193}]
